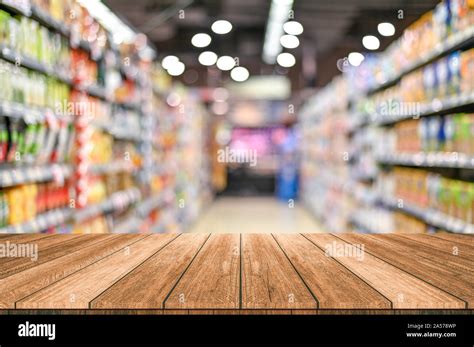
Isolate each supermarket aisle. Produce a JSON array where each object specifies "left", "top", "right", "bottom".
[{"left": 188, "top": 197, "right": 322, "bottom": 233}]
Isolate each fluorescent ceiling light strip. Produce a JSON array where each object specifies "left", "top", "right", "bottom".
[
  {"left": 262, "top": 0, "right": 294, "bottom": 64},
  {"left": 77, "top": 0, "right": 137, "bottom": 43}
]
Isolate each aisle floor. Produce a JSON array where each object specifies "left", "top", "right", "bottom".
[{"left": 188, "top": 197, "right": 322, "bottom": 233}]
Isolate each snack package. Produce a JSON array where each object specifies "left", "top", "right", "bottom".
[
  {"left": 460, "top": 48, "right": 474, "bottom": 94},
  {"left": 436, "top": 57, "right": 450, "bottom": 98},
  {"left": 448, "top": 51, "right": 461, "bottom": 95}
]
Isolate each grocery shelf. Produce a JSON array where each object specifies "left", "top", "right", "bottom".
[
  {"left": 378, "top": 152, "right": 474, "bottom": 169},
  {"left": 379, "top": 196, "right": 474, "bottom": 234},
  {"left": 91, "top": 121, "right": 142, "bottom": 142},
  {"left": 374, "top": 92, "right": 474, "bottom": 125},
  {"left": 0, "top": 100, "right": 72, "bottom": 124},
  {"left": 0, "top": 163, "right": 72, "bottom": 188},
  {"left": 349, "top": 214, "right": 377, "bottom": 233},
  {"left": 0, "top": 207, "right": 73, "bottom": 233},
  {"left": 30, "top": 5, "right": 70, "bottom": 37},
  {"left": 0, "top": 44, "right": 108, "bottom": 100},
  {"left": 367, "top": 26, "right": 474, "bottom": 95},
  {"left": 76, "top": 84, "right": 109, "bottom": 100},
  {"left": 0, "top": 0, "right": 30, "bottom": 15},
  {"left": 74, "top": 188, "right": 141, "bottom": 223},
  {"left": 90, "top": 161, "right": 138, "bottom": 176},
  {"left": 136, "top": 188, "right": 174, "bottom": 217},
  {"left": 0, "top": 44, "right": 72, "bottom": 85}
]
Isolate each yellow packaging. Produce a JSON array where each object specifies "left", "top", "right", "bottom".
[{"left": 7, "top": 187, "right": 24, "bottom": 225}]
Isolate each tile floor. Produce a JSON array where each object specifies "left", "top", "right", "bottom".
[{"left": 187, "top": 197, "right": 323, "bottom": 233}]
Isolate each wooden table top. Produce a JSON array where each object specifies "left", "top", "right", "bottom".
[{"left": 0, "top": 233, "right": 473, "bottom": 314}]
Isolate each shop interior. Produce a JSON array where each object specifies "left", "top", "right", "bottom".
[{"left": 0, "top": 0, "right": 472, "bottom": 236}]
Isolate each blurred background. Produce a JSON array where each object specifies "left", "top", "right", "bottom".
[{"left": 0, "top": 0, "right": 473, "bottom": 234}]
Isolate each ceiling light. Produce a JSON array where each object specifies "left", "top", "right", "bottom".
[
  {"left": 77, "top": 0, "right": 137, "bottom": 44},
  {"left": 378, "top": 22, "right": 395, "bottom": 36},
  {"left": 191, "top": 33, "right": 212, "bottom": 48},
  {"left": 283, "top": 21, "right": 303, "bottom": 36},
  {"left": 348, "top": 52, "right": 365, "bottom": 67},
  {"left": 280, "top": 34, "right": 299, "bottom": 49},
  {"left": 168, "top": 61, "right": 185, "bottom": 76},
  {"left": 211, "top": 20, "right": 232, "bottom": 34},
  {"left": 362, "top": 35, "right": 380, "bottom": 50},
  {"left": 162, "top": 55, "right": 179, "bottom": 70},
  {"left": 198, "top": 51, "right": 218, "bottom": 66},
  {"left": 262, "top": 0, "right": 294, "bottom": 64},
  {"left": 216, "top": 56, "right": 236, "bottom": 71},
  {"left": 230, "top": 66, "right": 250, "bottom": 82},
  {"left": 277, "top": 52, "right": 295, "bottom": 67}
]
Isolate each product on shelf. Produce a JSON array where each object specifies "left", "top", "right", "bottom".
[
  {"left": 388, "top": 113, "right": 474, "bottom": 155},
  {"left": 88, "top": 128, "right": 113, "bottom": 164},
  {"left": 0, "top": 60, "right": 71, "bottom": 110},
  {"left": 32, "top": 0, "right": 72, "bottom": 22},
  {"left": 394, "top": 211, "right": 428, "bottom": 233},
  {"left": 0, "top": 9, "right": 71, "bottom": 71},
  {"left": 349, "top": 0, "right": 474, "bottom": 93},
  {"left": 0, "top": 114, "right": 74, "bottom": 165},
  {"left": 461, "top": 48, "right": 474, "bottom": 94},
  {"left": 72, "top": 215, "right": 109, "bottom": 234},
  {"left": 71, "top": 48, "right": 99, "bottom": 86},
  {"left": 379, "top": 167, "right": 474, "bottom": 225},
  {"left": 0, "top": 180, "right": 70, "bottom": 226},
  {"left": 0, "top": 0, "right": 211, "bottom": 235}
]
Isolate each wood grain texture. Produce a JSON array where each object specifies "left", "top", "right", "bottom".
[
  {"left": 334, "top": 233, "right": 474, "bottom": 308},
  {"left": 273, "top": 234, "right": 391, "bottom": 309},
  {"left": 92, "top": 234, "right": 209, "bottom": 309},
  {"left": 0, "top": 233, "right": 472, "bottom": 312},
  {"left": 164, "top": 234, "right": 240, "bottom": 309},
  {"left": 16, "top": 234, "right": 178, "bottom": 309},
  {"left": 0, "top": 235, "right": 107, "bottom": 279},
  {"left": 398, "top": 234, "right": 474, "bottom": 260},
  {"left": 372, "top": 234, "right": 474, "bottom": 274},
  {"left": 0, "top": 234, "right": 52, "bottom": 243},
  {"left": 0, "top": 234, "right": 145, "bottom": 308},
  {"left": 241, "top": 234, "right": 317, "bottom": 309},
  {"left": 433, "top": 233, "right": 474, "bottom": 247},
  {"left": 305, "top": 234, "right": 465, "bottom": 309}
]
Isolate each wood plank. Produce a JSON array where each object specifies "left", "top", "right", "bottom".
[
  {"left": 434, "top": 233, "right": 474, "bottom": 247},
  {"left": 398, "top": 234, "right": 474, "bottom": 260},
  {"left": 333, "top": 233, "right": 474, "bottom": 308},
  {"left": 0, "top": 234, "right": 145, "bottom": 308},
  {"left": 373, "top": 234, "right": 474, "bottom": 274},
  {"left": 241, "top": 234, "right": 317, "bottom": 309},
  {"left": 0, "top": 234, "right": 52, "bottom": 243},
  {"left": 164, "top": 234, "right": 240, "bottom": 309},
  {"left": 91, "top": 234, "right": 209, "bottom": 309},
  {"left": 304, "top": 234, "right": 465, "bottom": 309},
  {"left": 16, "top": 234, "right": 178, "bottom": 309},
  {"left": 0, "top": 235, "right": 108, "bottom": 279},
  {"left": 273, "top": 234, "right": 391, "bottom": 309}
]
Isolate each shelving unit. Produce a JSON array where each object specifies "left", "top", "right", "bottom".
[
  {"left": 0, "top": 163, "right": 71, "bottom": 187},
  {"left": 378, "top": 152, "right": 474, "bottom": 169},
  {"left": 364, "top": 25, "right": 474, "bottom": 96},
  {"left": 0, "top": 0, "right": 211, "bottom": 234},
  {"left": 301, "top": 2, "right": 474, "bottom": 235}
]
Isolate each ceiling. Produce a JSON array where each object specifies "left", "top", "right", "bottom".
[{"left": 105, "top": 0, "right": 440, "bottom": 88}]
